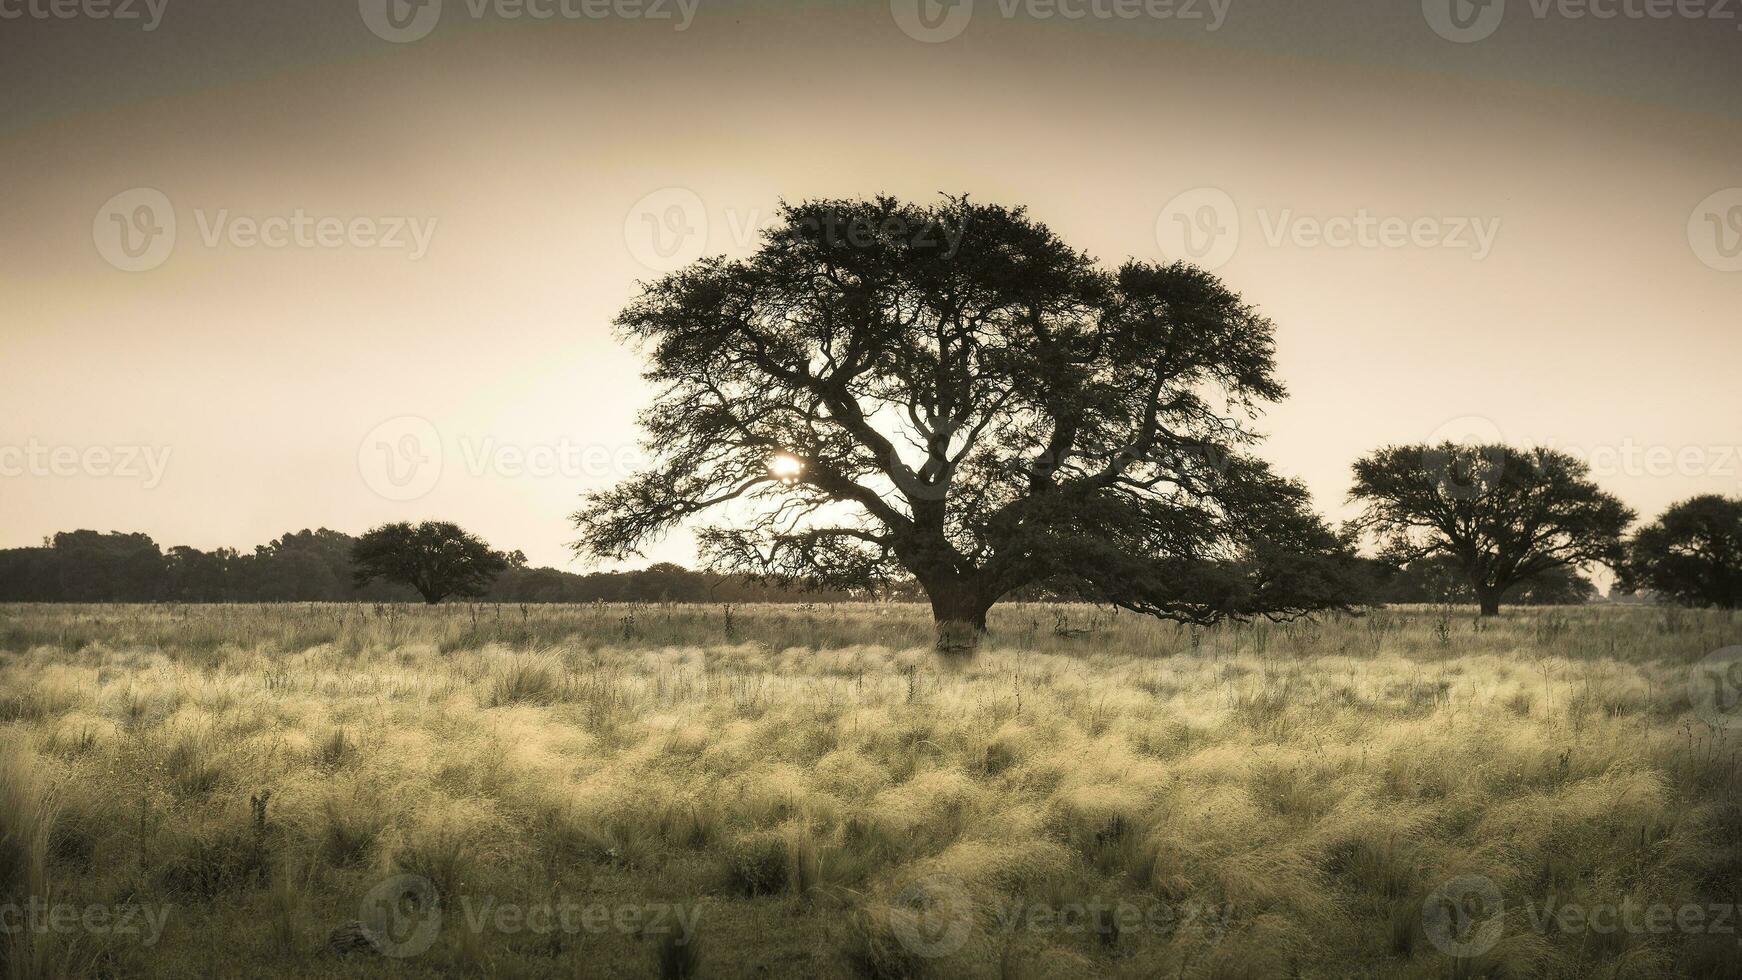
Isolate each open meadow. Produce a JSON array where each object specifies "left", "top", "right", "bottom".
[{"left": 1, "top": 603, "right": 1738, "bottom": 978}]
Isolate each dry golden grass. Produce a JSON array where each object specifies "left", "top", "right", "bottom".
[{"left": 0, "top": 602, "right": 1737, "bottom": 978}]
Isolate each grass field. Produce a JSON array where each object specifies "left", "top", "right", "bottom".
[{"left": 1, "top": 602, "right": 1738, "bottom": 978}]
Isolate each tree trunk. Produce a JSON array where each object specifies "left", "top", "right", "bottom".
[
  {"left": 1477, "top": 589, "right": 1500, "bottom": 617},
  {"left": 927, "top": 579, "right": 991, "bottom": 653}
]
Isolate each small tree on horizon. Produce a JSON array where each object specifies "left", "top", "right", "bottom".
[
  {"left": 575, "top": 196, "right": 1363, "bottom": 650},
  {"left": 351, "top": 521, "right": 508, "bottom": 605},
  {"left": 1348, "top": 443, "right": 1631, "bottom": 616},
  {"left": 1621, "top": 494, "right": 1742, "bottom": 609}
]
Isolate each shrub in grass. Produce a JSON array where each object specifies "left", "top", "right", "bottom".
[
  {"left": 312, "top": 728, "right": 353, "bottom": 770},
  {"left": 1319, "top": 832, "right": 1418, "bottom": 901},
  {"left": 393, "top": 829, "right": 478, "bottom": 901},
  {"left": 969, "top": 733, "right": 1023, "bottom": 778},
  {"left": 721, "top": 830, "right": 790, "bottom": 896},
  {"left": 320, "top": 801, "right": 386, "bottom": 869},
  {"left": 156, "top": 821, "right": 274, "bottom": 900},
  {"left": 834, "top": 902, "right": 934, "bottom": 980},
  {"left": 164, "top": 734, "right": 224, "bottom": 799},
  {"left": 44, "top": 787, "right": 111, "bottom": 872},
  {"left": 834, "top": 885, "right": 978, "bottom": 980},
  {"left": 0, "top": 692, "right": 46, "bottom": 723},
  {"left": 1043, "top": 787, "right": 1150, "bottom": 878},
  {"left": 485, "top": 655, "right": 565, "bottom": 707},
  {"left": 658, "top": 799, "right": 720, "bottom": 850}
]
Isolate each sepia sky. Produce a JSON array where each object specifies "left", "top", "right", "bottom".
[{"left": 2, "top": 0, "right": 1739, "bottom": 570}]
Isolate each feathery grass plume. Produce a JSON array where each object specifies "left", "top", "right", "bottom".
[
  {"left": 483, "top": 651, "right": 568, "bottom": 707},
  {"left": 0, "top": 744, "right": 69, "bottom": 978}
]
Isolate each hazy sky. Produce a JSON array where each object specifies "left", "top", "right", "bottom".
[{"left": 2, "top": 0, "right": 1738, "bottom": 569}]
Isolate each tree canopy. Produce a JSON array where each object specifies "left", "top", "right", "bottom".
[
  {"left": 1348, "top": 443, "right": 1631, "bottom": 615},
  {"left": 1622, "top": 494, "right": 1742, "bottom": 609},
  {"left": 577, "top": 196, "right": 1361, "bottom": 648},
  {"left": 351, "top": 521, "right": 510, "bottom": 605}
]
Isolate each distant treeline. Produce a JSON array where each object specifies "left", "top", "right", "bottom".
[
  {"left": 0, "top": 528, "right": 1599, "bottom": 607},
  {"left": 0, "top": 529, "right": 855, "bottom": 604}
]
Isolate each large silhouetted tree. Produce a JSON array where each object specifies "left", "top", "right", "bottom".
[
  {"left": 1622, "top": 495, "right": 1742, "bottom": 608},
  {"left": 1348, "top": 444, "right": 1631, "bottom": 616},
  {"left": 576, "top": 196, "right": 1362, "bottom": 649},
  {"left": 351, "top": 521, "right": 508, "bottom": 604}
]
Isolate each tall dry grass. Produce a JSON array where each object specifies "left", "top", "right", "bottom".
[{"left": 0, "top": 601, "right": 1736, "bottom": 977}]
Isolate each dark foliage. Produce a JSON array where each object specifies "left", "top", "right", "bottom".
[
  {"left": 1621, "top": 494, "right": 1742, "bottom": 608},
  {"left": 0, "top": 530, "right": 842, "bottom": 604},
  {"left": 0, "top": 529, "right": 412, "bottom": 603},
  {"left": 351, "top": 521, "right": 510, "bottom": 604},
  {"left": 1348, "top": 443, "right": 1631, "bottom": 615},
  {"left": 577, "top": 196, "right": 1364, "bottom": 646}
]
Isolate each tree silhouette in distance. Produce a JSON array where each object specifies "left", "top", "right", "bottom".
[
  {"left": 351, "top": 521, "right": 508, "bottom": 605},
  {"left": 1622, "top": 494, "right": 1742, "bottom": 608},
  {"left": 578, "top": 196, "right": 1361, "bottom": 650},
  {"left": 1348, "top": 443, "right": 1632, "bottom": 616}
]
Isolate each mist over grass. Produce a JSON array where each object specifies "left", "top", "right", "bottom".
[{"left": 0, "top": 602, "right": 1737, "bottom": 977}]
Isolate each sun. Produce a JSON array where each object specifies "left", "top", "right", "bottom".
[{"left": 768, "top": 453, "right": 804, "bottom": 482}]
